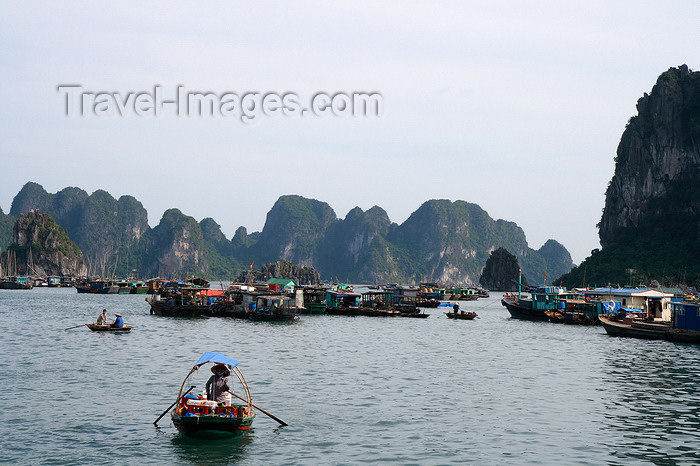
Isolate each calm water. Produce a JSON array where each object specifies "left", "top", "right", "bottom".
[{"left": 2, "top": 288, "right": 700, "bottom": 464}]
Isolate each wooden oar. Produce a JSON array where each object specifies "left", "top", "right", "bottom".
[
  {"left": 227, "top": 391, "right": 288, "bottom": 427},
  {"left": 154, "top": 385, "right": 196, "bottom": 426},
  {"left": 64, "top": 324, "right": 88, "bottom": 331}
]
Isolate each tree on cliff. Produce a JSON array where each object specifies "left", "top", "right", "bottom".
[{"left": 479, "top": 247, "right": 528, "bottom": 291}]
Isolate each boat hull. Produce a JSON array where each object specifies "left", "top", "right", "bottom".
[
  {"left": 501, "top": 297, "right": 550, "bottom": 321},
  {"left": 86, "top": 324, "right": 132, "bottom": 332},
  {"left": 445, "top": 312, "right": 477, "bottom": 320},
  {"left": 301, "top": 303, "right": 327, "bottom": 314},
  {"left": 171, "top": 412, "right": 255, "bottom": 434},
  {"left": 598, "top": 316, "right": 667, "bottom": 340},
  {"left": 0, "top": 281, "right": 33, "bottom": 290},
  {"left": 147, "top": 298, "right": 211, "bottom": 317}
]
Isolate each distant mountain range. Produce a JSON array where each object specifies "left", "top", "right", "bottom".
[
  {"left": 559, "top": 65, "right": 700, "bottom": 288},
  {"left": 0, "top": 184, "right": 573, "bottom": 284}
]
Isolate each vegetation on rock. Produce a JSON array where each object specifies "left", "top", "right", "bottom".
[
  {"left": 479, "top": 247, "right": 528, "bottom": 291},
  {"left": 235, "top": 260, "right": 321, "bottom": 285},
  {"left": 2, "top": 210, "right": 86, "bottom": 276}
]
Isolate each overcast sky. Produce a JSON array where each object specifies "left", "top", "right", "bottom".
[{"left": 1, "top": 1, "right": 698, "bottom": 263}]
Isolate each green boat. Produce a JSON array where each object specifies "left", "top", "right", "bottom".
[
  {"left": 301, "top": 287, "right": 327, "bottom": 314},
  {"left": 171, "top": 352, "right": 256, "bottom": 435}
]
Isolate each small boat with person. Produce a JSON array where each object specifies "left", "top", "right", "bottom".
[{"left": 169, "top": 352, "right": 257, "bottom": 435}]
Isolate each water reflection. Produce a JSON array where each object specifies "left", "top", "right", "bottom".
[
  {"left": 170, "top": 431, "right": 252, "bottom": 464},
  {"left": 601, "top": 340, "right": 700, "bottom": 464}
]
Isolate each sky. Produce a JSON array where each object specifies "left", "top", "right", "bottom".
[{"left": 1, "top": 1, "right": 699, "bottom": 264}]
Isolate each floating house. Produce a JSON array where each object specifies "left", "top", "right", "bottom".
[
  {"left": 583, "top": 287, "right": 676, "bottom": 320},
  {"left": 267, "top": 278, "right": 296, "bottom": 292}
]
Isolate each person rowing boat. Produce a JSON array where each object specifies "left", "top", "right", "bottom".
[{"left": 111, "top": 313, "right": 124, "bottom": 328}]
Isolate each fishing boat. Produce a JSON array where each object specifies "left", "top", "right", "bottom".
[
  {"left": 85, "top": 323, "right": 132, "bottom": 332},
  {"left": 300, "top": 286, "right": 328, "bottom": 314},
  {"left": 501, "top": 286, "right": 603, "bottom": 324},
  {"left": 171, "top": 352, "right": 255, "bottom": 435},
  {"left": 445, "top": 311, "right": 477, "bottom": 320},
  {"left": 598, "top": 302, "right": 700, "bottom": 344},
  {"left": 0, "top": 276, "right": 34, "bottom": 290},
  {"left": 598, "top": 315, "right": 668, "bottom": 340}
]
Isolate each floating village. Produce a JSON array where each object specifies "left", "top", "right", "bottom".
[
  {"left": 2, "top": 271, "right": 699, "bottom": 332},
  {"left": 2, "top": 268, "right": 700, "bottom": 434}
]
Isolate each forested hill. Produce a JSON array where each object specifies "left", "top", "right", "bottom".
[{"left": 3, "top": 184, "right": 573, "bottom": 284}]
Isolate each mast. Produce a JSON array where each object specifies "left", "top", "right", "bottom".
[{"left": 518, "top": 268, "right": 522, "bottom": 299}]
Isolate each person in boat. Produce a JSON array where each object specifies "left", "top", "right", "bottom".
[
  {"left": 453, "top": 303, "right": 459, "bottom": 314},
  {"left": 97, "top": 309, "right": 108, "bottom": 325},
  {"left": 206, "top": 364, "right": 231, "bottom": 403},
  {"left": 111, "top": 313, "right": 124, "bottom": 328}
]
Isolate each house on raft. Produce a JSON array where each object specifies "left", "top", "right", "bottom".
[
  {"left": 583, "top": 287, "right": 677, "bottom": 320},
  {"left": 266, "top": 278, "right": 296, "bottom": 293}
]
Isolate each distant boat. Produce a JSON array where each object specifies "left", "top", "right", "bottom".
[
  {"left": 300, "top": 286, "right": 328, "bottom": 314},
  {"left": 501, "top": 287, "right": 600, "bottom": 324},
  {"left": 0, "top": 276, "right": 33, "bottom": 290}
]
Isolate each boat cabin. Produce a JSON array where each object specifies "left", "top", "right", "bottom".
[
  {"left": 671, "top": 302, "right": 700, "bottom": 330},
  {"left": 326, "top": 290, "right": 360, "bottom": 308},
  {"left": 529, "top": 286, "right": 579, "bottom": 310},
  {"left": 583, "top": 288, "right": 675, "bottom": 321},
  {"left": 46, "top": 276, "right": 61, "bottom": 287},
  {"left": 361, "top": 291, "right": 394, "bottom": 309}
]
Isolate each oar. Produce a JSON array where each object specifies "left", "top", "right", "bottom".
[
  {"left": 64, "top": 324, "right": 88, "bottom": 331},
  {"left": 227, "top": 391, "right": 288, "bottom": 427},
  {"left": 154, "top": 385, "right": 196, "bottom": 426}
]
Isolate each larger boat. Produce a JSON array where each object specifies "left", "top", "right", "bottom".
[
  {"left": 300, "top": 286, "right": 328, "bottom": 314},
  {"left": 599, "top": 301, "right": 700, "bottom": 344},
  {"left": 74, "top": 279, "right": 119, "bottom": 294},
  {"left": 0, "top": 276, "right": 33, "bottom": 290},
  {"left": 170, "top": 352, "right": 255, "bottom": 435},
  {"left": 146, "top": 279, "right": 218, "bottom": 317}
]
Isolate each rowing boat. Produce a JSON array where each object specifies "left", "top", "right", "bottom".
[{"left": 171, "top": 352, "right": 255, "bottom": 435}]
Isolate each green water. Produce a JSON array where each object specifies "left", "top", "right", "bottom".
[{"left": 2, "top": 287, "right": 700, "bottom": 464}]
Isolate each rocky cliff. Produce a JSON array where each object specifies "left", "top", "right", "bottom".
[
  {"left": 1, "top": 210, "right": 87, "bottom": 276},
  {"left": 0, "top": 207, "right": 14, "bottom": 252},
  {"left": 3, "top": 184, "right": 574, "bottom": 283},
  {"left": 599, "top": 64, "right": 700, "bottom": 246},
  {"left": 235, "top": 260, "right": 321, "bottom": 285},
  {"left": 10, "top": 183, "right": 149, "bottom": 276},
  {"left": 141, "top": 209, "right": 209, "bottom": 278},
  {"left": 559, "top": 65, "right": 700, "bottom": 288},
  {"left": 479, "top": 247, "right": 528, "bottom": 291},
  {"left": 247, "top": 197, "right": 572, "bottom": 284}
]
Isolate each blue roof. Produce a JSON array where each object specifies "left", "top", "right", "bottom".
[
  {"left": 586, "top": 287, "right": 654, "bottom": 296},
  {"left": 194, "top": 352, "right": 239, "bottom": 368}
]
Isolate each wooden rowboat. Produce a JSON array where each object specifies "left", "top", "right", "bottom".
[
  {"left": 171, "top": 352, "right": 256, "bottom": 435},
  {"left": 85, "top": 323, "right": 132, "bottom": 332},
  {"left": 445, "top": 312, "right": 477, "bottom": 320}
]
